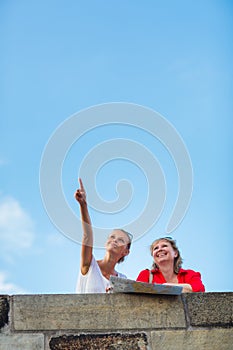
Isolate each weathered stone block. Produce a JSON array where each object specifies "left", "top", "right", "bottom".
[
  {"left": 49, "top": 333, "right": 148, "bottom": 350},
  {"left": 0, "top": 296, "right": 9, "bottom": 329},
  {"left": 184, "top": 292, "right": 233, "bottom": 327},
  {"left": 13, "top": 293, "right": 186, "bottom": 331},
  {"left": 0, "top": 334, "right": 44, "bottom": 350},
  {"left": 150, "top": 329, "right": 233, "bottom": 350}
]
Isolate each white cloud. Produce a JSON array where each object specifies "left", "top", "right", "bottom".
[
  {"left": 0, "top": 271, "right": 27, "bottom": 294},
  {"left": 0, "top": 196, "right": 35, "bottom": 252}
]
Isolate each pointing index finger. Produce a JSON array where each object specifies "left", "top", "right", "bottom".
[{"left": 79, "top": 178, "right": 84, "bottom": 190}]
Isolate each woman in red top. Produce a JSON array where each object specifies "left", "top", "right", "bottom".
[{"left": 136, "top": 237, "right": 205, "bottom": 292}]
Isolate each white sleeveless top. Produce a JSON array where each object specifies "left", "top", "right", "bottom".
[{"left": 75, "top": 255, "right": 127, "bottom": 293}]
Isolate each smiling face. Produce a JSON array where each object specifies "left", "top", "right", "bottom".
[
  {"left": 151, "top": 239, "right": 178, "bottom": 267},
  {"left": 105, "top": 229, "right": 130, "bottom": 261}
]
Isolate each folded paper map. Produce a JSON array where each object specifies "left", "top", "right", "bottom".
[{"left": 110, "top": 276, "right": 182, "bottom": 295}]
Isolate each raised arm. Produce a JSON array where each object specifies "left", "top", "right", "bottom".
[{"left": 74, "top": 178, "right": 93, "bottom": 275}]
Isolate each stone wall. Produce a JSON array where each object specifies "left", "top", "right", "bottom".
[{"left": 0, "top": 292, "right": 232, "bottom": 349}]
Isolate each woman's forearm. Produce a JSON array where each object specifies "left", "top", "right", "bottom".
[
  {"left": 163, "top": 282, "right": 193, "bottom": 293},
  {"left": 80, "top": 203, "right": 93, "bottom": 274},
  {"left": 80, "top": 203, "right": 93, "bottom": 246}
]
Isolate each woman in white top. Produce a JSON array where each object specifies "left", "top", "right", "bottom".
[{"left": 74, "top": 178, "right": 132, "bottom": 293}]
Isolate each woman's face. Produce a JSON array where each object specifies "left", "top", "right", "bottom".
[
  {"left": 106, "top": 230, "right": 130, "bottom": 257},
  {"left": 152, "top": 239, "right": 177, "bottom": 266}
]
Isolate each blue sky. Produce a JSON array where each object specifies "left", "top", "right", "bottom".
[{"left": 0, "top": 0, "right": 232, "bottom": 294}]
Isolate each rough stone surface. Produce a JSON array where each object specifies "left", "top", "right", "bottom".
[
  {"left": 0, "top": 334, "right": 44, "bottom": 350},
  {"left": 150, "top": 329, "right": 233, "bottom": 350},
  {"left": 0, "top": 296, "right": 9, "bottom": 329},
  {"left": 13, "top": 293, "right": 186, "bottom": 331},
  {"left": 49, "top": 333, "right": 148, "bottom": 350},
  {"left": 184, "top": 292, "right": 233, "bottom": 327},
  {"left": 3, "top": 293, "right": 233, "bottom": 349}
]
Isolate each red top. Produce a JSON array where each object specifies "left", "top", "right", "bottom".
[{"left": 136, "top": 268, "right": 205, "bottom": 292}]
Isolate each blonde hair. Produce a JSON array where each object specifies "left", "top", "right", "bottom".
[
  {"left": 114, "top": 229, "right": 133, "bottom": 263},
  {"left": 150, "top": 237, "right": 183, "bottom": 274}
]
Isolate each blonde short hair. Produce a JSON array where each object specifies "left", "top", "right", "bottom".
[{"left": 150, "top": 237, "right": 183, "bottom": 274}]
